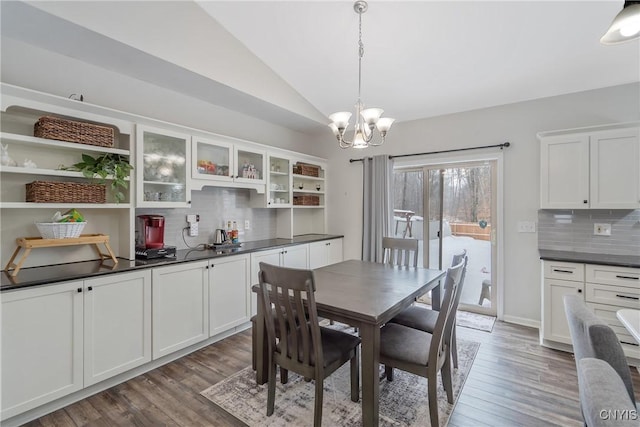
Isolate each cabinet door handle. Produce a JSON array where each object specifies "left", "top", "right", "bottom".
[
  {"left": 615, "top": 275, "right": 639, "bottom": 280},
  {"left": 205, "top": 265, "right": 209, "bottom": 269},
  {"left": 88, "top": 286, "right": 93, "bottom": 291},
  {"left": 211, "top": 264, "right": 215, "bottom": 268},
  {"left": 615, "top": 294, "right": 639, "bottom": 300},
  {"left": 583, "top": 200, "right": 588, "bottom": 204},
  {"left": 552, "top": 269, "right": 574, "bottom": 274},
  {"left": 577, "top": 289, "right": 582, "bottom": 293},
  {"left": 77, "top": 288, "right": 82, "bottom": 293}
]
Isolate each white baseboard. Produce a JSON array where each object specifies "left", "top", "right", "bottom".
[{"left": 502, "top": 314, "right": 540, "bottom": 330}]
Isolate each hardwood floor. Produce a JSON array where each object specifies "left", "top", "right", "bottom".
[{"left": 24, "top": 320, "right": 640, "bottom": 427}]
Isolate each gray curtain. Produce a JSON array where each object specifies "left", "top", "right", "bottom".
[{"left": 362, "top": 155, "right": 394, "bottom": 262}]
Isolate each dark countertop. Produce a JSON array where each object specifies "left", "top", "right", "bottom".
[
  {"left": 539, "top": 250, "right": 640, "bottom": 269},
  {"left": 1, "top": 234, "right": 343, "bottom": 292}
]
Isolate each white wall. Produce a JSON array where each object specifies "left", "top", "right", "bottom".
[
  {"left": 0, "top": 37, "right": 311, "bottom": 153},
  {"left": 311, "top": 83, "right": 640, "bottom": 326}
]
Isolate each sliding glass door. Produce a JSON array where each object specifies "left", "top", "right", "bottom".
[{"left": 394, "top": 160, "right": 497, "bottom": 316}]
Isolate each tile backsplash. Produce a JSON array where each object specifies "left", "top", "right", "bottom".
[
  {"left": 538, "top": 209, "right": 640, "bottom": 256},
  {"left": 136, "top": 187, "right": 276, "bottom": 249}
]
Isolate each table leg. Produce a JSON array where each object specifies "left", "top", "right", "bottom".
[
  {"left": 360, "top": 323, "right": 380, "bottom": 427},
  {"left": 431, "top": 279, "right": 442, "bottom": 311}
]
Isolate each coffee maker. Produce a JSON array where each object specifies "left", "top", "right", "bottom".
[{"left": 135, "top": 215, "right": 176, "bottom": 259}]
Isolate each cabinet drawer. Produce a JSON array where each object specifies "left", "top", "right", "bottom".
[
  {"left": 585, "top": 283, "right": 640, "bottom": 308},
  {"left": 544, "top": 261, "right": 584, "bottom": 281},
  {"left": 586, "top": 264, "right": 640, "bottom": 287},
  {"left": 586, "top": 302, "right": 640, "bottom": 356}
]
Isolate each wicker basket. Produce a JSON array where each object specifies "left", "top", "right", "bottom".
[
  {"left": 293, "top": 163, "right": 319, "bottom": 177},
  {"left": 36, "top": 222, "right": 87, "bottom": 239},
  {"left": 293, "top": 194, "right": 320, "bottom": 206},
  {"left": 26, "top": 181, "right": 106, "bottom": 204},
  {"left": 34, "top": 116, "right": 115, "bottom": 147}
]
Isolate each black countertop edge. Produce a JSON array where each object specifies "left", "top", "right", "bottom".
[
  {"left": 538, "top": 249, "right": 640, "bottom": 269},
  {"left": 1, "top": 234, "right": 343, "bottom": 291}
]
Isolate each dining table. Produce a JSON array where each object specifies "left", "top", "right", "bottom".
[
  {"left": 254, "top": 259, "right": 446, "bottom": 427},
  {"left": 616, "top": 309, "right": 640, "bottom": 343}
]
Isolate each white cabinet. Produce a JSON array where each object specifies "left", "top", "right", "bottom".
[
  {"left": 266, "top": 155, "right": 292, "bottom": 207},
  {"left": 584, "top": 264, "right": 640, "bottom": 358},
  {"left": 83, "top": 270, "right": 152, "bottom": 386},
  {"left": 308, "top": 238, "right": 344, "bottom": 269},
  {"left": 1, "top": 281, "right": 84, "bottom": 420},
  {"left": 191, "top": 136, "right": 266, "bottom": 190},
  {"left": 249, "top": 244, "right": 310, "bottom": 315},
  {"left": 539, "top": 124, "right": 640, "bottom": 209},
  {"left": 152, "top": 261, "right": 209, "bottom": 358},
  {"left": 136, "top": 125, "right": 192, "bottom": 207},
  {"left": 541, "top": 261, "right": 585, "bottom": 345},
  {"left": 541, "top": 260, "right": 640, "bottom": 359},
  {"left": 589, "top": 128, "right": 640, "bottom": 209},
  {"left": 209, "top": 254, "right": 251, "bottom": 336}
]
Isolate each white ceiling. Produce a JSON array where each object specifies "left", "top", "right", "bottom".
[
  {"left": 200, "top": 0, "right": 640, "bottom": 124},
  {"left": 2, "top": 1, "right": 639, "bottom": 132}
]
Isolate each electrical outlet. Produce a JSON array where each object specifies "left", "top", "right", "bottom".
[
  {"left": 594, "top": 223, "right": 611, "bottom": 236},
  {"left": 245, "top": 220, "right": 251, "bottom": 230},
  {"left": 189, "top": 222, "right": 199, "bottom": 237},
  {"left": 187, "top": 214, "right": 199, "bottom": 237}
]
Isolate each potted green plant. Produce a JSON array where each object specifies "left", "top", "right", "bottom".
[{"left": 61, "top": 154, "right": 133, "bottom": 203}]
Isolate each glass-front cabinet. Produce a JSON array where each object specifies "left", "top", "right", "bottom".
[
  {"left": 136, "top": 125, "right": 191, "bottom": 207},
  {"left": 267, "top": 155, "right": 291, "bottom": 207},
  {"left": 192, "top": 137, "right": 266, "bottom": 186}
]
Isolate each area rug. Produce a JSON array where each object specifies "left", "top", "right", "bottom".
[
  {"left": 415, "top": 302, "right": 496, "bottom": 333},
  {"left": 201, "top": 339, "right": 480, "bottom": 427}
]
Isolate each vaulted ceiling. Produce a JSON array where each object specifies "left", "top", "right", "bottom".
[{"left": 2, "top": 1, "right": 639, "bottom": 132}]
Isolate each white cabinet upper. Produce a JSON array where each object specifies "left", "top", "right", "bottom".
[
  {"left": 136, "top": 125, "right": 192, "bottom": 207},
  {"left": 1, "top": 281, "right": 84, "bottom": 420},
  {"left": 191, "top": 135, "right": 266, "bottom": 191},
  {"left": 151, "top": 261, "right": 209, "bottom": 358},
  {"left": 209, "top": 254, "right": 251, "bottom": 336},
  {"left": 539, "top": 123, "right": 640, "bottom": 209},
  {"left": 308, "top": 238, "right": 344, "bottom": 269},
  {"left": 83, "top": 270, "right": 152, "bottom": 386}
]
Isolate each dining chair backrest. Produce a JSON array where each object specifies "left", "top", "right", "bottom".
[
  {"left": 428, "top": 262, "right": 461, "bottom": 370},
  {"left": 450, "top": 249, "right": 467, "bottom": 268},
  {"left": 563, "top": 295, "right": 635, "bottom": 403},
  {"left": 442, "top": 256, "right": 467, "bottom": 353},
  {"left": 382, "top": 237, "right": 419, "bottom": 267},
  {"left": 259, "top": 262, "right": 323, "bottom": 377}
]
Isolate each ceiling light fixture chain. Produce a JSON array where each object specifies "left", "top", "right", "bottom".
[{"left": 328, "top": 1, "right": 394, "bottom": 149}]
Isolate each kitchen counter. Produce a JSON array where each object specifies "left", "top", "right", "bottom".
[
  {"left": 539, "top": 249, "right": 640, "bottom": 269},
  {"left": 1, "top": 234, "right": 343, "bottom": 291}
]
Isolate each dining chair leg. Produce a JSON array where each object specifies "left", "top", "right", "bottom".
[
  {"left": 251, "top": 318, "right": 257, "bottom": 370},
  {"left": 314, "top": 379, "right": 324, "bottom": 427},
  {"left": 451, "top": 324, "right": 458, "bottom": 369},
  {"left": 267, "top": 361, "right": 277, "bottom": 416},
  {"left": 280, "top": 367, "right": 289, "bottom": 384},
  {"left": 428, "top": 377, "right": 439, "bottom": 427},
  {"left": 442, "top": 356, "right": 454, "bottom": 403},
  {"left": 350, "top": 347, "right": 360, "bottom": 402},
  {"left": 384, "top": 365, "right": 394, "bottom": 381}
]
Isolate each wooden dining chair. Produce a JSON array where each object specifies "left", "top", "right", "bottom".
[
  {"left": 379, "top": 260, "right": 464, "bottom": 427},
  {"left": 258, "top": 262, "right": 361, "bottom": 427},
  {"left": 389, "top": 250, "right": 468, "bottom": 368},
  {"left": 382, "top": 237, "right": 419, "bottom": 267}
]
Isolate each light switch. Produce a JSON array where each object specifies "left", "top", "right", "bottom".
[{"left": 517, "top": 221, "right": 536, "bottom": 233}]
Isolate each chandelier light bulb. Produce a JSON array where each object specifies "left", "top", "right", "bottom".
[
  {"left": 601, "top": 2, "right": 640, "bottom": 44},
  {"left": 327, "top": 1, "right": 393, "bottom": 149}
]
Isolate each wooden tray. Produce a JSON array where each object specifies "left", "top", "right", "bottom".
[{"left": 5, "top": 234, "right": 118, "bottom": 277}]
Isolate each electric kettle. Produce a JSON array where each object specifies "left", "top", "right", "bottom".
[{"left": 213, "top": 229, "right": 228, "bottom": 245}]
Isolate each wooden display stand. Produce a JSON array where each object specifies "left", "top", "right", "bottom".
[{"left": 5, "top": 234, "right": 118, "bottom": 277}]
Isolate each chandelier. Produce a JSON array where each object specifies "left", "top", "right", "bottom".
[
  {"left": 601, "top": 1, "right": 640, "bottom": 44},
  {"left": 328, "top": 1, "right": 394, "bottom": 149}
]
